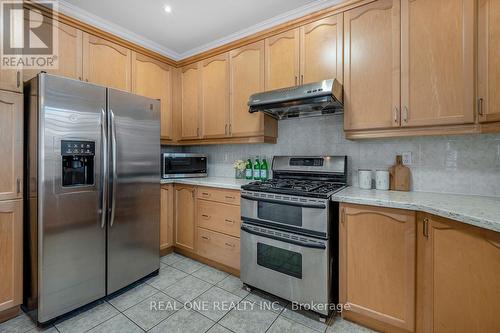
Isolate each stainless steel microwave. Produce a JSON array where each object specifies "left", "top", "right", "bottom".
[{"left": 162, "top": 153, "right": 207, "bottom": 178}]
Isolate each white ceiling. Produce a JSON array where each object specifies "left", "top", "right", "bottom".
[{"left": 59, "top": 0, "right": 343, "bottom": 60}]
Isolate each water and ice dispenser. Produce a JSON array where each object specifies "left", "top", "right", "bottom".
[{"left": 61, "top": 140, "right": 96, "bottom": 187}]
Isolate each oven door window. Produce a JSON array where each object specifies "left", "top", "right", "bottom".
[
  {"left": 257, "top": 243, "right": 302, "bottom": 279},
  {"left": 257, "top": 202, "right": 302, "bottom": 227}
]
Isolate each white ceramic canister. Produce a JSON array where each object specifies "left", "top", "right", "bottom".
[
  {"left": 375, "top": 170, "right": 390, "bottom": 190},
  {"left": 358, "top": 169, "right": 372, "bottom": 189}
]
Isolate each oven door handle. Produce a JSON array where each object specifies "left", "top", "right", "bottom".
[
  {"left": 240, "top": 195, "right": 326, "bottom": 209},
  {"left": 241, "top": 224, "right": 326, "bottom": 249}
]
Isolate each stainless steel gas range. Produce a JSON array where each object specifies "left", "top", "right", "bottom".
[{"left": 240, "top": 156, "right": 347, "bottom": 317}]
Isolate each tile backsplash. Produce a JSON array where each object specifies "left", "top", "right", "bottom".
[{"left": 165, "top": 115, "right": 500, "bottom": 197}]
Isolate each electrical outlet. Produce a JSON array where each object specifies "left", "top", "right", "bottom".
[{"left": 401, "top": 151, "right": 412, "bottom": 165}]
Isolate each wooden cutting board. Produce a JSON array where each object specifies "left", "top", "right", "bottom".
[{"left": 389, "top": 155, "right": 410, "bottom": 191}]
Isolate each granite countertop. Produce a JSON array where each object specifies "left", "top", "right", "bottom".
[
  {"left": 160, "top": 177, "right": 252, "bottom": 190},
  {"left": 332, "top": 187, "right": 500, "bottom": 233}
]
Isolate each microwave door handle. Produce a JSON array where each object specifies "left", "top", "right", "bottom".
[
  {"left": 240, "top": 195, "right": 326, "bottom": 209},
  {"left": 100, "top": 108, "right": 107, "bottom": 229},
  {"left": 109, "top": 110, "right": 117, "bottom": 227},
  {"left": 241, "top": 225, "right": 326, "bottom": 249}
]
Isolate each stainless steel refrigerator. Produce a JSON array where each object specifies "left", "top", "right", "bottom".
[{"left": 23, "top": 73, "right": 160, "bottom": 324}]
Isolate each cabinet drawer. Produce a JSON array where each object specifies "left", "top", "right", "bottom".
[
  {"left": 197, "top": 187, "right": 240, "bottom": 205},
  {"left": 197, "top": 200, "right": 241, "bottom": 238},
  {"left": 197, "top": 228, "right": 240, "bottom": 270}
]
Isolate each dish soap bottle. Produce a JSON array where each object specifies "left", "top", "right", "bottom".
[
  {"left": 245, "top": 158, "right": 253, "bottom": 180},
  {"left": 260, "top": 157, "right": 268, "bottom": 181},
  {"left": 253, "top": 156, "right": 261, "bottom": 180}
]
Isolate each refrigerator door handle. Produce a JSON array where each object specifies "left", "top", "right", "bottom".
[
  {"left": 110, "top": 109, "right": 117, "bottom": 227},
  {"left": 100, "top": 108, "right": 108, "bottom": 229}
]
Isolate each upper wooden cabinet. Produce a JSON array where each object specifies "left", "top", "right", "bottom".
[
  {"left": 132, "top": 52, "right": 173, "bottom": 139},
  {"left": 229, "top": 41, "right": 269, "bottom": 138},
  {"left": 201, "top": 54, "right": 230, "bottom": 138},
  {"left": 24, "top": 21, "right": 83, "bottom": 82},
  {"left": 300, "top": 14, "right": 343, "bottom": 84},
  {"left": 82, "top": 33, "right": 132, "bottom": 91},
  {"left": 265, "top": 29, "right": 300, "bottom": 90},
  {"left": 478, "top": 0, "right": 500, "bottom": 124},
  {"left": 160, "top": 184, "right": 174, "bottom": 251},
  {"left": 416, "top": 214, "right": 500, "bottom": 333},
  {"left": 174, "top": 185, "right": 196, "bottom": 253},
  {"left": 401, "top": 0, "right": 475, "bottom": 127},
  {"left": 0, "top": 69, "right": 22, "bottom": 93},
  {"left": 344, "top": 0, "right": 401, "bottom": 131},
  {"left": 0, "top": 199, "right": 23, "bottom": 313},
  {"left": 180, "top": 64, "right": 202, "bottom": 140},
  {"left": 340, "top": 204, "right": 416, "bottom": 332},
  {"left": 0, "top": 91, "right": 23, "bottom": 201}
]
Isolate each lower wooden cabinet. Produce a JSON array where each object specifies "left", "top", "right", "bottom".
[
  {"left": 340, "top": 204, "right": 416, "bottom": 332},
  {"left": 197, "top": 200, "right": 241, "bottom": 238},
  {"left": 416, "top": 213, "right": 500, "bottom": 333},
  {"left": 160, "top": 184, "right": 174, "bottom": 252},
  {"left": 197, "top": 228, "right": 240, "bottom": 270},
  {"left": 174, "top": 185, "right": 196, "bottom": 253},
  {"left": 0, "top": 199, "right": 23, "bottom": 313}
]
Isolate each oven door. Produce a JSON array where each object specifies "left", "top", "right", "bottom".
[
  {"left": 240, "top": 191, "right": 329, "bottom": 237},
  {"left": 163, "top": 155, "right": 207, "bottom": 178},
  {"left": 240, "top": 223, "right": 332, "bottom": 315}
]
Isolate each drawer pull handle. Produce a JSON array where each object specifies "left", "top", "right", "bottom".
[
  {"left": 201, "top": 236, "right": 210, "bottom": 240},
  {"left": 225, "top": 196, "right": 235, "bottom": 200},
  {"left": 225, "top": 219, "right": 235, "bottom": 224},
  {"left": 202, "top": 192, "right": 210, "bottom": 196},
  {"left": 225, "top": 242, "right": 235, "bottom": 248},
  {"left": 202, "top": 214, "right": 210, "bottom": 219}
]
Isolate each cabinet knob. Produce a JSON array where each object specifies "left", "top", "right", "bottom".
[
  {"left": 201, "top": 236, "right": 210, "bottom": 240},
  {"left": 394, "top": 106, "right": 399, "bottom": 124},
  {"left": 224, "top": 219, "right": 235, "bottom": 224},
  {"left": 225, "top": 242, "right": 235, "bottom": 248},
  {"left": 202, "top": 214, "right": 210, "bottom": 219},
  {"left": 402, "top": 106, "right": 409, "bottom": 123},
  {"left": 478, "top": 98, "right": 484, "bottom": 116}
]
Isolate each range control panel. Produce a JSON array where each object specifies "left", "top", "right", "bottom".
[{"left": 61, "top": 140, "right": 95, "bottom": 156}]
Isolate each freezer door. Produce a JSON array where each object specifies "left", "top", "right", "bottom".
[
  {"left": 107, "top": 89, "right": 160, "bottom": 294},
  {"left": 36, "top": 74, "right": 107, "bottom": 323}
]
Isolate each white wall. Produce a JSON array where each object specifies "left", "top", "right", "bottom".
[{"left": 166, "top": 115, "right": 500, "bottom": 197}]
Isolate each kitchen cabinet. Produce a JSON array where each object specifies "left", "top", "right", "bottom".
[
  {"left": 201, "top": 54, "right": 230, "bottom": 138},
  {"left": 0, "top": 200, "right": 23, "bottom": 313},
  {"left": 0, "top": 69, "right": 22, "bottom": 93},
  {"left": 180, "top": 63, "right": 202, "bottom": 140},
  {"left": 197, "top": 228, "right": 240, "bottom": 270},
  {"left": 265, "top": 29, "right": 300, "bottom": 90},
  {"left": 478, "top": 0, "right": 500, "bottom": 124},
  {"left": 340, "top": 204, "right": 416, "bottom": 332},
  {"left": 416, "top": 214, "right": 500, "bottom": 333},
  {"left": 174, "top": 185, "right": 196, "bottom": 252},
  {"left": 197, "top": 200, "right": 241, "bottom": 238},
  {"left": 229, "top": 41, "right": 269, "bottom": 138},
  {"left": 300, "top": 14, "right": 343, "bottom": 84},
  {"left": 400, "top": 0, "right": 474, "bottom": 127},
  {"left": 83, "top": 33, "right": 132, "bottom": 91},
  {"left": 0, "top": 91, "right": 23, "bottom": 201},
  {"left": 24, "top": 21, "right": 83, "bottom": 82},
  {"left": 197, "top": 187, "right": 240, "bottom": 205},
  {"left": 132, "top": 52, "right": 173, "bottom": 139},
  {"left": 160, "top": 184, "right": 174, "bottom": 251},
  {"left": 343, "top": 0, "right": 401, "bottom": 131}
]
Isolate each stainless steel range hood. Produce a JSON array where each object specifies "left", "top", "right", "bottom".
[{"left": 248, "top": 78, "right": 343, "bottom": 120}]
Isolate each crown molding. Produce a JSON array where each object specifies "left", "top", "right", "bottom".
[
  {"left": 56, "top": 0, "right": 182, "bottom": 60},
  {"left": 54, "top": 0, "right": 344, "bottom": 62}
]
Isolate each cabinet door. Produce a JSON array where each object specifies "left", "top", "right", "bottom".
[
  {"left": 0, "top": 200, "right": 23, "bottom": 312},
  {"left": 478, "top": 0, "right": 500, "bottom": 123},
  {"left": 160, "top": 185, "right": 174, "bottom": 251},
  {"left": 132, "top": 53, "right": 172, "bottom": 139},
  {"left": 174, "top": 185, "right": 196, "bottom": 252},
  {"left": 265, "top": 29, "right": 300, "bottom": 90},
  {"left": 201, "top": 54, "right": 230, "bottom": 138},
  {"left": 340, "top": 204, "right": 416, "bottom": 332},
  {"left": 417, "top": 214, "right": 500, "bottom": 333},
  {"left": 343, "top": 0, "right": 401, "bottom": 131},
  {"left": 180, "top": 64, "right": 201, "bottom": 140},
  {"left": 82, "top": 33, "right": 131, "bottom": 91},
  {"left": 300, "top": 14, "right": 343, "bottom": 84},
  {"left": 0, "top": 91, "right": 23, "bottom": 201},
  {"left": 401, "top": 0, "right": 474, "bottom": 127},
  {"left": 229, "top": 41, "right": 265, "bottom": 137},
  {"left": 24, "top": 21, "right": 83, "bottom": 82}
]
